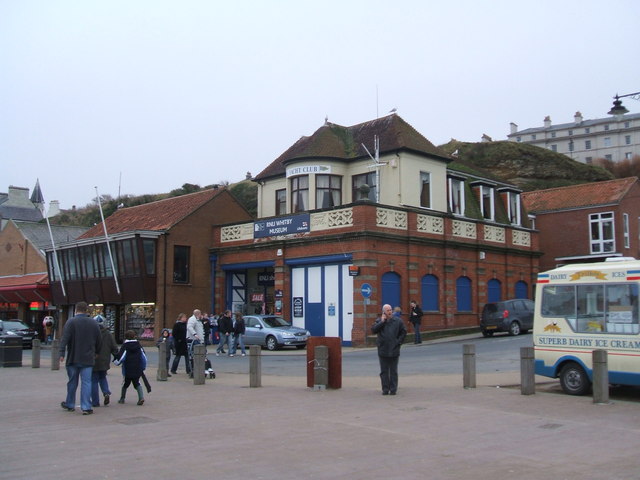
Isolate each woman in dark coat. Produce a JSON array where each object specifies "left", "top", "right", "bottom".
[
  {"left": 91, "top": 315, "right": 119, "bottom": 407},
  {"left": 170, "top": 313, "right": 190, "bottom": 375}
]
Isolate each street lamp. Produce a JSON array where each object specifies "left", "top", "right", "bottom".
[{"left": 607, "top": 91, "right": 640, "bottom": 116}]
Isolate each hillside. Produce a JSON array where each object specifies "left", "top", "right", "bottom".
[{"left": 439, "top": 140, "right": 614, "bottom": 191}]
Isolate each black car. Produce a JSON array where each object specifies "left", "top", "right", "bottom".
[
  {"left": 480, "top": 299, "right": 534, "bottom": 337},
  {"left": 0, "top": 320, "right": 37, "bottom": 348}
]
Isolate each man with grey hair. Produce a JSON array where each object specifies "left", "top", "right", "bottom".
[
  {"left": 59, "top": 301, "right": 102, "bottom": 415},
  {"left": 372, "top": 303, "right": 407, "bottom": 395}
]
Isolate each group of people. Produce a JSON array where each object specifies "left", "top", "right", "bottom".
[
  {"left": 59, "top": 301, "right": 148, "bottom": 415},
  {"left": 165, "top": 309, "right": 247, "bottom": 377}
]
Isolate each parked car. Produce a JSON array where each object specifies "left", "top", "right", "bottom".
[
  {"left": 0, "top": 319, "right": 37, "bottom": 348},
  {"left": 480, "top": 299, "right": 535, "bottom": 337},
  {"left": 242, "top": 315, "right": 310, "bottom": 350}
]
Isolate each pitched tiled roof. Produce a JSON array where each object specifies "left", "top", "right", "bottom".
[
  {"left": 79, "top": 188, "right": 224, "bottom": 239},
  {"left": 254, "top": 114, "right": 450, "bottom": 180},
  {"left": 521, "top": 177, "right": 638, "bottom": 213},
  {"left": 14, "top": 221, "right": 88, "bottom": 251},
  {"left": 0, "top": 272, "right": 49, "bottom": 287}
]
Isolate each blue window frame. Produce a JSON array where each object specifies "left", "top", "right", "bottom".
[
  {"left": 421, "top": 274, "right": 439, "bottom": 311},
  {"left": 515, "top": 280, "right": 528, "bottom": 299},
  {"left": 487, "top": 279, "right": 502, "bottom": 303},
  {"left": 456, "top": 276, "right": 472, "bottom": 312}
]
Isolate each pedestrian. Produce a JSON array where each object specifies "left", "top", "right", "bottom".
[
  {"left": 114, "top": 330, "right": 148, "bottom": 405},
  {"left": 187, "top": 309, "right": 204, "bottom": 344},
  {"left": 170, "top": 313, "right": 190, "bottom": 375},
  {"left": 91, "top": 315, "right": 119, "bottom": 407},
  {"left": 210, "top": 314, "right": 220, "bottom": 344},
  {"left": 201, "top": 313, "right": 211, "bottom": 345},
  {"left": 372, "top": 303, "right": 407, "bottom": 396},
  {"left": 216, "top": 310, "right": 233, "bottom": 356},
  {"left": 59, "top": 301, "right": 102, "bottom": 415},
  {"left": 42, "top": 316, "right": 54, "bottom": 344},
  {"left": 409, "top": 300, "right": 424, "bottom": 344},
  {"left": 156, "top": 328, "right": 174, "bottom": 377},
  {"left": 231, "top": 312, "right": 246, "bottom": 356}
]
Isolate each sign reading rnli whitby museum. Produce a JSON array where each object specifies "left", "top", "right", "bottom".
[{"left": 254, "top": 213, "right": 310, "bottom": 239}]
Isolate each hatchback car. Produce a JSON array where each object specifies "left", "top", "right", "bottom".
[
  {"left": 243, "top": 315, "right": 310, "bottom": 350},
  {"left": 0, "top": 320, "right": 37, "bottom": 348},
  {"left": 480, "top": 299, "right": 534, "bottom": 337}
]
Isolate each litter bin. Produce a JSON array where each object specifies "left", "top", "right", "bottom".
[{"left": 0, "top": 336, "right": 22, "bottom": 367}]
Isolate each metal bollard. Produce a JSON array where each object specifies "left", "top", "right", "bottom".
[
  {"left": 192, "top": 344, "right": 206, "bottom": 385},
  {"left": 51, "top": 339, "right": 60, "bottom": 370},
  {"left": 32, "top": 339, "right": 41, "bottom": 368},
  {"left": 249, "top": 345, "right": 261, "bottom": 388},
  {"left": 592, "top": 349, "right": 609, "bottom": 405},
  {"left": 156, "top": 341, "right": 168, "bottom": 381},
  {"left": 520, "top": 347, "right": 535, "bottom": 395},
  {"left": 313, "top": 345, "right": 329, "bottom": 390},
  {"left": 462, "top": 344, "right": 476, "bottom": 389}
]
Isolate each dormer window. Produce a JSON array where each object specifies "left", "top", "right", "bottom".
[
  {"left": 448, "top": 176, "right": 465, "bottom": 216},
  {"left": 499, "top": 188, "right": 521, "bottom": 226},
  {"left": 471, "top": 181, "right": 495, "bottom": 221},
  {"left": 420, "top": 172, "right": 431, "bottom": 208},
  {"left": 291, "top": 176, "right": 309, "bottom": 213}
]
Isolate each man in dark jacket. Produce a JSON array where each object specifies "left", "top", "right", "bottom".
[
  {"left": 216, "top": 310, "right": 233, "bottom": 356},
  {"left": 170, "top": 313, "right": 190, "bottom": 375},
  {"left": 59, "top": 301, "right": 102, "bottom": 415},
  {"left": 409, "top": 300, "right": 424, "bottom": 344},
  {"left": 372, "top": 304, "right": 407, "bottom": 396}
]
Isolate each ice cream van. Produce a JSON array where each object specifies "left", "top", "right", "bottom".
[{"left": 533, "top": 258, "right": 640, "bottom": 395}]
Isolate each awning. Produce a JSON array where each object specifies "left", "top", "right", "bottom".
[{"left": 0, "top": 273, "right": 51, "bottom": 303}]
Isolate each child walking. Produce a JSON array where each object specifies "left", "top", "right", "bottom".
[{"left": 114, "top": 330, "right": 147, "bottom": 405}]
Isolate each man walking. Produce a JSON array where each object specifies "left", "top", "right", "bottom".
[
  {"left": 409, "top": 300, "right": 424, "bottom": 344},
  {"left": 59, "top": 302, "right": 102, "bottom": 415},
  {"left": 216, "top": 310, "right": 233, "bottom": 356},
  {"left": 372, "top": 304, "right": 407, "bottom": 396}
]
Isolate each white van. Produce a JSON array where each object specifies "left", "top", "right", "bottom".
[{"left": 533, "top": 258, "right": 640, "bottom": 395}]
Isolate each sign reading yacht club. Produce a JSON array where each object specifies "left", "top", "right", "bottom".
[
  {"left": 254, "top": 213, "right": 310, "bottom": 238},
  {"left": 285, "top": 165, "right": 331, "bottom": 177}
]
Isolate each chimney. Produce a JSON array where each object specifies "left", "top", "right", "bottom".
[
  {"left": 574, "top": 111, "right": 583, "bottom": 124},
  {"left": 481, "top": 134, "right": 492, "bottom": 143},
  {"left": 47, "top": 200, "right": 60, "bottom": 217},
  {"left": 510, "top": 122, "right": 518, "bottom": 135},
  {"left": 245, "top": 171, "right": 252, "bottom": 180},
  {"left": 7, "top": 186, "right": 33, "bottom": 207},
  {"left": 544, "top": 116, "right": 551, "bottom": 128}
]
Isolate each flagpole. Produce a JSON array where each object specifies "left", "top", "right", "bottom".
[
  {"left": 95, "top": 187, "right": 121, "bottom": 295},
  {"left": 43, "top": 205, "right": 66, "bottom": 298}
]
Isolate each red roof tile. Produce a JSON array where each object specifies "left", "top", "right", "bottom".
[
  {"left": 79, "top": 188, "right": 224, "bottom": 239},
  {"left": 521, "top": 177, "right": 638, "bottom": 213},
  {"left": 254, "top": 114, "right": 450, "bottom": 180},
  {"left": 0, "top": 273, "right": 49, "bottom": 288}
]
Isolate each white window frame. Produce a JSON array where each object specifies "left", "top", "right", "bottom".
[
  {"left": 479, "top": 185, "right": 495, "bottom": 221},
  {"left": 604, "top": 137, "right": 612, "bottom": 147},
  {"left": 623, "top": 213, "right": 630, "bottom": 249},
  {"left": 420, "top": 171, "right": 431, "bottom": 208},
  {"left": 448, "top": 177, "right": 465, "bottom": 216},
  {"left": 589, "top": 212, "right": 615, "bottom": 254},
  {"left": 507, "top": 192, "right": 521, "bottom": 225}
]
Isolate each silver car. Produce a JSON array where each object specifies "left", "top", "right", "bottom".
[{"left": 243, "top": 315, "right": 310, "bottom": 351}]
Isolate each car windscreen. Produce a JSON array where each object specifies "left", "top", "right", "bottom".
[
  {"left": 482, "top": 304, "right": 499, "bottom": 314},
  {"left": 262, "top": 317, "right": 290, "bottom": 328},
  {"left": 2, "top": 321, "right": 28, "bottom": 330}
]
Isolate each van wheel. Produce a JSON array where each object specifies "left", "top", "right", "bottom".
[
  {"left": 481, "top": 330, "right": 494, "bottom": 338},
  {"left": 508, "top": 321, "right": 521, "bottom": 336},
  {"left": 559, "top": 362, "right": 591, "bottom": 396}
]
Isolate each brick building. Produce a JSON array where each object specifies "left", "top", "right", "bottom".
[
  {"left": 45, "top": 188, "right": 252, "bottom": 342},
  {"left": 212, "top": 114, "right": 540, "bottom": 345},
  {"left": 522, "top": 177, "right": 640, "bottom": 273}
]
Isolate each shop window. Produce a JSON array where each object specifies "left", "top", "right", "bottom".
[
  {"left": 316, "top": 174, "right": 342, "bottom": 208},
  {"left": 173, "top": 245, "right": 190, "bottom": 283}
]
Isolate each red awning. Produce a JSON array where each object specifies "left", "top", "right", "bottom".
[{"left": 0, "top": 273, "right": 52, "bottom": 303}]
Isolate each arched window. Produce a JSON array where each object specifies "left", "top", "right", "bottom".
[
  {"left": 381, "top": 272, "right": 401, "bottom": 310},
  {"left": 487, "top": 279, "right": 502, "bottom": 303},
  {"left": 515, "top": 280, "right": 528, "bottom": 299},
  {"left": 421, "top": 274, "right": 439, "bottom": 311},
  {"left": 456, "top": 276, "right": 472, "bottom": 312}
]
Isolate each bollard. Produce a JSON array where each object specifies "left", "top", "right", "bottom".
[
  {"left": 156, "top": 341, "right": 168, "bottom": 381},
  {"left": 249, "top": 345, "right": 261, "bottom": 388},
  {"left": 520, "top": 346, "right": 535, "bottom": 395},
  {"left": 592, "top": 349, "right": 609, "bottom": 405},
  {"left": 462, "top": 344, "right": 476, "bottom": 389},
  {"left": 51, "top": 339, "right": 60, "bottom": 370},
  {"left": 192, "top": 344, "right": 206, "bottom": 385},
  {"left": 313, "top": 345, "right": 329, "bottom": 390},
  {"left": 32, "top": 339, "right": 41, "bottom": 368}
]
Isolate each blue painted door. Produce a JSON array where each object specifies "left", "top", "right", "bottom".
[{"left": 381, "top": 272, "right": 401, "bottom": 310}]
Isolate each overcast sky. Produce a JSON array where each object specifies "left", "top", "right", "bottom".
[{"left": 2, "top": 0, "right": 639, "bottom": 210}]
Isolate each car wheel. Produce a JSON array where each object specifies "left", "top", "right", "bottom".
[
  {"left": 508, "top": 321, "right": 521, "bottom": 336},
  {"left": 296, "top": 344, "right": 306, "bottom": 350},
  {"left": 481, "top": 330, "right": 494, "bottom": 338},
  {"left": 266, "top": 336, "right": 278, "bottom": 351},
  {"left": 559, "top": 362, "right": 591, "bottom": 396}
]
